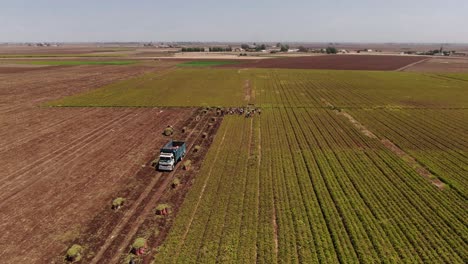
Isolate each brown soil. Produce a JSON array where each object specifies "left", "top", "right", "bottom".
[
  {"left": 84, "top": 109, "right": 221, "bottom": 264},
  {"left": 0, "top": 64, "right": 193, "bottom": 263},
  {"left": 0, "top": 65, "right": 63, "bottom": 74},
  {"left": 222, "top": 55, "right": 428, "bottom": 71},
  {"left": 244, "top": 79, "right": 252, "bottom": 102},
  {"left": 403, "top": 57, "right": 468, "bottom": 73}
]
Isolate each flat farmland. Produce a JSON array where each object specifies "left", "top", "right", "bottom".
[
  {"left": 156, "top": 109, "right": 467, "bottom": 263},
  {"left": 223, "top": 55, "right": 428, "bottom": 71},
  {"left": 147, "top": 68, "right": 467, "bottom": 263},
  {"left": 1, "top": 59, "right": 467, "bottom": 264},
  {"left": 50, "top": 68, "right": 468, "bottom": 108},
  {"left": 350, "top": 109, "right": 468, "bottom": 197},
  {"left": 49, "top": 68, "right": 246, "bottom": 107},
  {"left": 403, "top": 57, "right": 468, "bottom": 73},
  {"left": 0, "top": 64, "right": 194, "bottom": 263}
]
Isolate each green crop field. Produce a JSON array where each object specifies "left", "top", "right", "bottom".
[
  {"left": 43, "top": 66, "right": 468, "bottom": 263},
  {"left": 177, "top": 60, "right": 240, "bottom": 67},
  {"left": 11, "top": 60, "right": 137, "bottom": 66},
  {"left": 135, "top": 68, "right": 466, "bottom": 263},
  {"left": 48, "top": 68, "right": 468, "bottom": 108},
  {"left": 156, "top": 110, "right": 467, "bottom": 263},
  {"left": 48, "top": 69, "right": 246, "bottom": 107}
]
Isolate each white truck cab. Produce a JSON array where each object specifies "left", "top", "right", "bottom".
[
  {"left": 157, "top": 140, "right": 186, "bottom": 171},
  {"left": 158, "top": 153, "right": 175, "bottom": 171}
]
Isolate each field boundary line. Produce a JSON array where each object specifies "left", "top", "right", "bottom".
[
  {"left": 322, "top": 98, "right": 447, "bottom": 190},
  {"left": 395, "top": 57, "right": 430, "bottom": 71},
  {"left": 338, "top": 109, "right": 446, "bottom": 189}
]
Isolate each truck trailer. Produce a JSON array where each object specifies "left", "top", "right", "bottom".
[{"left": 158, "top": 140, "right": 186, "bottom": 171}]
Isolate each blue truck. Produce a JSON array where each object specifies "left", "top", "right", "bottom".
[{"left": 158, "top": 140, "right": 187, "bottom": 171}]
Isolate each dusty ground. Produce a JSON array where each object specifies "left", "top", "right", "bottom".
[
  {"left": 0, "top": 64, "right": 194, "bottom": 263},
  {"left": 403, "top": 57, "right": 468, "bottom": 73},
  {"left": 0, "top": 65, "right": 60, "bottom": 74},
  {"left": 158, "top": 52, "right": 268, "bottom": 60},
  {"left": 223, "top": 54, "right": 428, "bottom": 70}
]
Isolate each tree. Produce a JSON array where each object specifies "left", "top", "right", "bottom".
[
  {"left": 280, "top": 45, "right": 289, "bottom": 52},
  {"left": 298, "top": 46, "right": 308, "bottom": 52},
  {"left": 241, "top": 44, "right": 249, "bottom": 50},
  {"left": 255, "top": 44, "right": 267, "bottom": 51},
  {"left": 326, "top": 47, "right": 337, "bottom": 54}
]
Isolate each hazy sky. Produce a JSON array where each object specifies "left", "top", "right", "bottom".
[{"left": 1, "top": 0, "right": 467, "bottom": 43}]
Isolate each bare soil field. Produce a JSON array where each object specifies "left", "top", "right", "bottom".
[
  {"left": 403, "top": 57, "right": 468, "bottom": 73},
  {"left": 0, "top": 65, "right": 59, "bottom": 74},
  {"left": 224, "top": 54, "right": 428, "bottom": 70},
  {"left": 0, "top": 64, "right": 194, "bottom": 263},
  {"left": 77, "top": 109, "right": 222, "bottom": 264},
  {"left": 159, "top": 52, "right": 267, "bottom": 60}
]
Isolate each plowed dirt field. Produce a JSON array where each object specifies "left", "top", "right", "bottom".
[{"left": 0, "top": 65, "right": 193, "bottom": 263}]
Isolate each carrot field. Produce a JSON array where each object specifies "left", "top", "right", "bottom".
[
  {"left": 49, "top": 68, "right": 467, "bottom": 108},
  {"left": 46, "top": 67, "right": 467, "bottom": 263},
  {"left": 155, "top": 109, "right": 467, "bottom": 263}
]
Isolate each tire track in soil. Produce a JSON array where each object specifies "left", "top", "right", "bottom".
[
  {"left": 0, "top": 110, "right": 140, "bottom": 202},
  {"left": 3, "top": 109, "right": 175, "bottom": 252},
  {"left": 0, "top": 108, "right": 98, "bottom": 151},
  {"left": 90, "top": 110, "right": 212, "bottom": 264},
  {"left": 396, "top": 58, "right": 431, "bottom": 72},
  {"left": 0, "top": 109, "right": 134, "bottom": 187},
  {"left": 140, "top": 115, "right": 219, "bottom": 264},
  {"left": 0, "top": 110, "right": 135, "bottom": 179},
  {"left": 108, "top": 114, "right": 215, "bottom": 264}
]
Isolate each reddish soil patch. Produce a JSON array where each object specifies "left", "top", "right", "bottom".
[
  {"left": 0, "top": 65, "right": 193, "bottom": 263},
  {"left": 0, "top": 65, "right": 63, "bottom": 74},
  {"left": 403, "top": 57, "right": 468, "bottom": 73},
  {"left": 223, "top": 55, "right": 428, "bottom": 71}
]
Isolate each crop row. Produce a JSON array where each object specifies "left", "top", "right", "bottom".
[
  {"left": 252, "top": 69, "right": 468, "bottom": 109},
  {"left": 155, "top": 107, "right": 466, "bottom": 263},
  {"left": 350, "top": 109, "right": 468, "bottom": 198}
]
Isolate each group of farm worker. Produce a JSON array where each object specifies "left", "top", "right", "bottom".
[{"left": 218, "top": 107, "right": 262, "bottom": 118}]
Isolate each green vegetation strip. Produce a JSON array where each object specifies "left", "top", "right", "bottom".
[
  {"left": 47, "top": 68, "right": 468, "bottom": 109},
  {"left": 177, "top": 61, "right": 239, "bottom": 67},
  {"left": 13, "top": 60, "right": 137, "bottom": 66}
]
